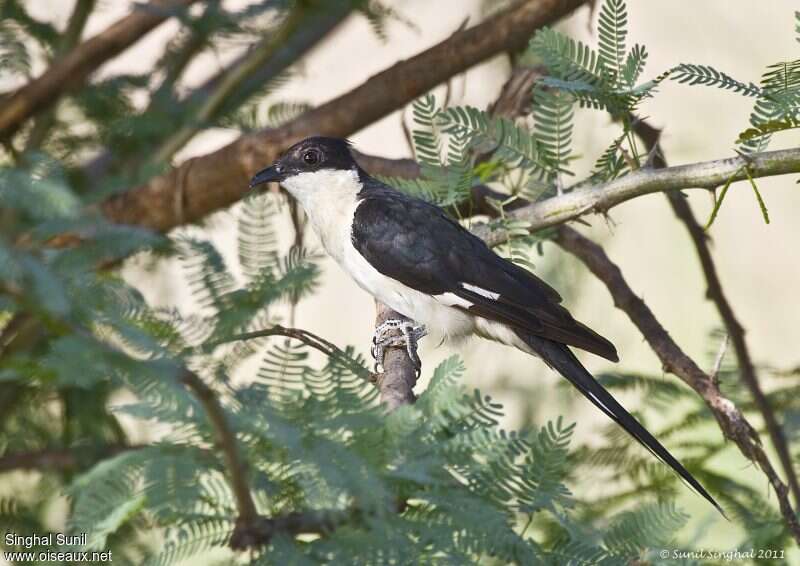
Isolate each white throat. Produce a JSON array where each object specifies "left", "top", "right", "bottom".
[{"left": 281, "top": 168, "right": 363, "bottom": 261}]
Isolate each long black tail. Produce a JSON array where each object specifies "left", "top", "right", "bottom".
[{"left": 523, "top": 333, "right": 725, "bottom": 517}]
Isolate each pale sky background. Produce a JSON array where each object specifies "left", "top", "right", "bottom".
[{"left": 11, "top": 0, "right": 800, "bottom": 554}]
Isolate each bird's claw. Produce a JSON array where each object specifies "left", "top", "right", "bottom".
[{"left": 371, "top": 319, "right": 427, "bottom": 376}]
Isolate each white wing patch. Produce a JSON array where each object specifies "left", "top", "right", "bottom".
[{"left": 461, "top": 282, "right": 500, "bottom": 300}]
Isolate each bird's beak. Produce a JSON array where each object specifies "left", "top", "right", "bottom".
[{"left": 249, "top": 164, "right": 284, "bottom": 189}]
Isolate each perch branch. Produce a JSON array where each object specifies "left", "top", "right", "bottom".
[
  {"left": 632, "top": 118, "right": 800, "bottom": 507},
  {"left": 0, "top": 0, "right": 201, "bottom": 140},
  {"left": 553, "top": 225, "right": 800, "bottom": 545},
  {"left": 98, "top": 0, "right": 588, "bottom": 233},
  {"left": 373, "top": 303, "right": 420, "bottom": 410}
]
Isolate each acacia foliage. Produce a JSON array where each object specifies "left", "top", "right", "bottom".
[{"left": 0, "top": 0, "right": 798, "bottom": 563}]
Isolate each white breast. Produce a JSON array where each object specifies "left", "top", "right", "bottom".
[{"left": 282, "top": 168, "right": 363, "bottom": 262}]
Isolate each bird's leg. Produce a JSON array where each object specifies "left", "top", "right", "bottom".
[{"left": 371, "top": 319, "right": 427, "bottom": 375}]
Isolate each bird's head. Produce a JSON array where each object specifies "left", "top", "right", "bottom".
[{"left": 249, "top": 137, "right": 358, "bottom": 196}]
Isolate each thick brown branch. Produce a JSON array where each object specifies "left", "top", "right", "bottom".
[
  {"left": 98, "top": 0, "right": 587, "bottom": 233},
  {"left": 553, "top": 225, "right": 800, "bottom": 544},
  {"left": 0, "top": 0, "right": 201, "bottom": 140},
  {"left": 632, "top": 119, "right": 800, "bottom": 508}
]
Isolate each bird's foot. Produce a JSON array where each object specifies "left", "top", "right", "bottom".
[{"left": 371, "top": 319, "right": 427, "bottom": 375}]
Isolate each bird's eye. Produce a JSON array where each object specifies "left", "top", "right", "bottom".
[{"left": 302, "top": 149, "right": 321, "bottom": 165}]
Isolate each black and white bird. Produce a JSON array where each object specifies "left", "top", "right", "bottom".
[{"left": 250, "top": 136, "right": 723, "bottom": 515}]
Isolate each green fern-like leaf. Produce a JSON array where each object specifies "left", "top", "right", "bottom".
[
  {"left": 438, "top": 106, "right": 549, "bottom": 176},
  {"left": 411, "top": 93, "right": 442, "bottom": 166},
  {"left": 0, "top": 19, "right": 31, "bottom": 78},
  {"left": 621, "top": 43, "right": 648, "bottom": 88},
  {"left": 669, "top": 64, "right": 762, "bottom": 96},
  {"left": 68, "top": 451, "right": 148, "bottom": 550},
  {"left": 530, "top": 27, "right": 606, "bottom": 86},
  {"left": 178, "top": 237, "right": 236, "bottom": 313},
  {"left": 597, "top": 0, "right": 628, "bottom": 84},
  {"left": 603, "top": 503, "right": 689, "bottom": 560},
  {"left": 737, "top": 116, "right": 800, "bottom": 143},
  {"left": 237, "top": 193, "right": 279, "bottom": 283},
  {"left": 589, "top": 131, "right": 629, "bottom": 182},
  {"left": 532, "top": 87, "right": 575, "bottom": 180},
  {"left": 738, "top": 59, "right": 800, "bottom": 154}
]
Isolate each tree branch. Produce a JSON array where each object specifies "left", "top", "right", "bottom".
[
  {"left": 0, "top": 444, "right": 137, "bottom": 473},
  {"left": 178, "top": 368, "right": 259, "bottom": 527},
  {"left": 632, "top": 119, "right": 800, "bottom": 508},
  {"left": 23, "top": 0, "right": 97, "bottom": 152},
  {"left": 148, "top": 3, "right": 308, "bottom": 165},
  {"left": 553, "top": 225, "right": 800, "bottom": 545},
  {"left": 229, "top": 507, "right": 356, "bottom": 550},
  {"left": 474, "top": 147, "right": 800, "bottom": 246},
  {"left": 0, "top": 0, "right": 201, "bottom": 140},
  {"left": 192, "top": 0, "right": 354, "bottom": 121},
  {"left": 83, "top": 0, "right": 353, "bottom": 180},
  {"left": 373, "top": 303, "right": 419, "bottom": 410},
  {"left": 210, "top": 325, "right": 372, "bottom": 382},
  {"left": 98, "top": 0, "right": 588, "bottom": 233}
]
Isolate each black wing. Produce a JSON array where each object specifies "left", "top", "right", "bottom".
[{"left": 351, "top": 182, "right": 618, "bottom": 362}]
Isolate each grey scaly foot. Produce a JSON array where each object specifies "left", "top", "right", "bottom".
[{"left": 371, "top": 319, "right": 427, "bottom": 374}]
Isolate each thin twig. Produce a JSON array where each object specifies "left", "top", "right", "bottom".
[
  {"left": 709, "top": 334, "right": 729, "bottom": 381},
  {"left": 178, "top": 368, "right": 258, "bottom": 526},
  {"left": 210, "top": 325, "right": 372, "bottom": 381},
  {"left": 553, "top": 226, "right": 800, "bottom": 545},
  {"left": 632, "top": 118, "right": 800, "bottom": 508},
  {"left": 148, "top": 4, "right": 308, "bottom": 165}
]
